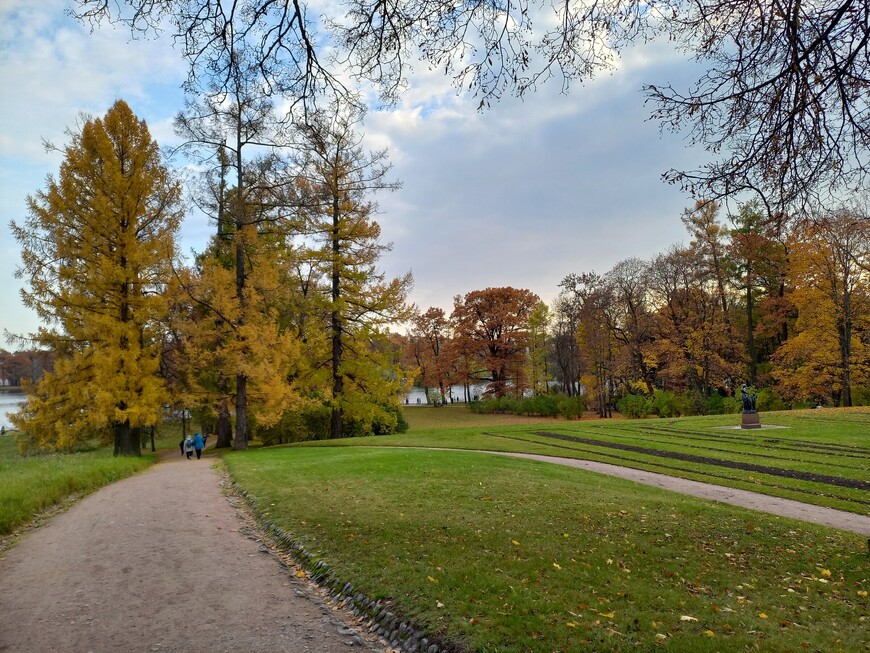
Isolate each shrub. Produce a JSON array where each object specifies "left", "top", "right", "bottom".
[
  {"left": 756, "top": 388, "right": 787, "bottom": 411},
  {"left": 705, "top": 391, "right": 725, "bottom": 415},
  {"left": 517, "top": 395, "right": 561, "bottom": 417},
  {"left": 650, "top": 390, "right": 677, "bottom": 418},
  {"left": 616, "top": 393, "right": 651, "bottom": 418},
  {"left": 557, "top": 395, "right": 586, "bottom": 419}
]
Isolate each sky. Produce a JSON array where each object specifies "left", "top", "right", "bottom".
[{"left": 0, "top": 0, "right": 707, "bottom": 344}]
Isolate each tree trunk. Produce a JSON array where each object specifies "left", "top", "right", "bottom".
[
  {"left": 331, "top": 306, "right": 344, "bottom": 439},
  {"left": 216, "top": 399, "right": 233, "bottom": 448},
  {"left": 113, "top": 420, "right": 141, "bottom": 456},
  {"left": 234, "top": 373, "right": 249, "bottom": 449},
  {"left": 746, "top": 284, "right": 757, "bottom": 386}
]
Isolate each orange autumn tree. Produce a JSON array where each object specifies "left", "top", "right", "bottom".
[
  {"left": 11, "top": 100, "right": 182, "bottom": 455},
  {"left": 451, "top": 287, "right": 540, "bottom": 398},
  {"left": 773, "top": 211, "right": 870, "bottom": 406},
  {"left": 408, "top": 306, "right": 453, "bottom": 403}
]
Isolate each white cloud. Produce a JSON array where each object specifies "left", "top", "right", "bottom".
[{"left": 0, "top": 0, "right": 709, "bottom": 341}]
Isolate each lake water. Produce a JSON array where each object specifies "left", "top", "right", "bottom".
[
  {"left": 404, "top": 383, "right": 488, "bottom": 405},
  {"left": 0, "top": 392, "right": 24, "bottom": 429}
]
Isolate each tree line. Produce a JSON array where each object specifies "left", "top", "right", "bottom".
[
  {"left": 11, "top": 99, "right": 411, "bottom": 455},
  {"left": 16, "top": 1, "right": 870, "bottom": 452},
  {"left": 397, "top": 201, "right": 870, "bottom": 416}
]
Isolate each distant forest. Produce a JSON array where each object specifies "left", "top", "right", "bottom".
[{"left": 395, "top": 201, "right": 870, "bottom": 416}]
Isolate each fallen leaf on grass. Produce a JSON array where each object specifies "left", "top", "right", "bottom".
[
  {"left": 759, "top": 613, "right": 769, "bottom": 619},
  {"left": 427, "top": 576, "right": 439, "bottom": 583},
  {"left": 703, "top": 630, "right": 715, "bottom": 637},
  {"left": 553, "top": 562, "right": 562, "bottom": 570},
  {"left": 600, "top": 611, "right": 616, "bottom": 619},
  {"left": 511, "top": 539, "right": 520, "bottom": 546},
  {"left": 566, "top": 621, "right": 579, "bottom": 628},
  {"left": 680, "top": 615, "right": 698, "bottom": 622}
]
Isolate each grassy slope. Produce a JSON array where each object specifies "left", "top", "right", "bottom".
[
  {"left": 226, "top": 407, "right": 870, "bottom": 653},
  {"left": 0, "top": 431, "right": 168, "bottom": 536},
  {"left": 310, "top": 407, "right": 870, "bottom": 515}
]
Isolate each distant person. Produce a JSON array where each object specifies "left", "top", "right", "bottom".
[
  {"left": 183, "top": 435, "right": 194, "bottom": 460},
  {"left": 193, "top": 432, "right": 205, "bottom": 460},
  {"left": 0, "top": 426, "right": 5, "bottom": 435},
  {"left": 179, "top": 438, "right": 185, "bottom": 456}
]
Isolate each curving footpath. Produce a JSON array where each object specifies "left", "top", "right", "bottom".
[
  {"left": 482, "top": 450, "right": 870, "bottom": 536},
  {"left": 0, "top": 455, "right": 384, "bottom": 653}
]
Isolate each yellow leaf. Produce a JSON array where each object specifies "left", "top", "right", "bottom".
[
  {"left": 511, "top": 539, "right": 520, "bottom": 546},
  {"left": 553, "top": 562, "right": 562, "bottom": 570},
  {"left": 758, "top": 613, "right": 768, "bottom": 619},
  {"left": 566, "top": 621, "right": 579, "bottom": 628},
  {"left": 427, "top": 576, "right": 439, "bottom": 583},
  {"left": 820, "top": 568, "right": 832, "bottom": 577},
  {"left": 295, "top": 570, "right": 306, "bottom": 578},
  {"left": 600, "top": 611, "right": 615, "bottom": 619},
  {"left": 703, "top": 630, "right": 715, "bottom": 637},
  {"left": 857, "top": 590, "right": 868, "bottom": 598}
]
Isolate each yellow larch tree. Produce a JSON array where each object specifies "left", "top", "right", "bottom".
[
  {"left": 10, "top": 100, "right": 182, "bottom": 455},
  {"left": 293, "top": 106, "right": 413, "bottom": 438}
]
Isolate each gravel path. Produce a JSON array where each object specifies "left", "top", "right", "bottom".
[
  {"left": 0, "top": 455, "right": 385, "bottom": 653},
  {"left": 482, "top": 450, "right": 870, "bottom": 536}
]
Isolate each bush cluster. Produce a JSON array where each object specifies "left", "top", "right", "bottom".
[
  {"left": 468, "top": 394, "right": 586, "bottom": 419},
  {"left": 615, "top": 388, "right": 788, "bottom": 418},
  {"left": 254, "top": 402, "right": 409, "bottom": 445}
]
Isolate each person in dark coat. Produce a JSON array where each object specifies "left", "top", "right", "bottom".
[{"left": 193, "top": 432, "right": 205, "bottom": 460}]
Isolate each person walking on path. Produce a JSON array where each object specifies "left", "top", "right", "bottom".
[
  {"left": 193, "top": 432, "right": 205, "bottom": 459},
  {"left": 0, "top": 457, "right": 385, "bottom": 653},
  {"left": 183, "top": 435, "right": 194, "bottom": 459}
]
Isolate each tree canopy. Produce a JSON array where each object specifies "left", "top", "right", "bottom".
[
  {"left": 74, "top": 0, "right": 870, "bottom": 211},
  {"left": 11, "top": 100, "right": 183, "bottom": 454}
]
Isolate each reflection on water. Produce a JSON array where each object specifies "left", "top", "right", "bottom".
[{"left": 0, "top": 392, "right": 24, "bottom": 429}]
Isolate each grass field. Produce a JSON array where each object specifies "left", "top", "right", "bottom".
[
  {"left": 3, "top": 405, "right": 868, "bottom": 650},
  {"left": 225, "top": 406, "right": 870, "bottom": 652},
  {"left": 0, "top": 420, "right": 194, "bottom": 537},
  {"left": 314, "top": 406, "right": 870, "bottom": 516},
  {"left": 0, "top": 433, "right": 154, "bottom": 536}
]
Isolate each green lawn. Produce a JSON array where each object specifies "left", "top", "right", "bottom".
[
  {"left": 312, "top": 406, "right": 870, "bottom": 515},
  {"left": 0, "top": 431, "right": 158, "bottom": 536},
  {"left": 224, "top": 406, "right": 870, "bottom": 652}
]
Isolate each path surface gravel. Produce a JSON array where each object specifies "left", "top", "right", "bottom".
[{"left": 0, "top": 455, "right": 385, "bottom": 653}]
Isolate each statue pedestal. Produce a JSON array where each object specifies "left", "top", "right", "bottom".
[{"left": 741, "top": 411, "right": 761, "bottom": 429}]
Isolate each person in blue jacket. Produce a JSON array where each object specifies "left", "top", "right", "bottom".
[{"left": 193, "top": 432, "right": 205, "bottom": 460}]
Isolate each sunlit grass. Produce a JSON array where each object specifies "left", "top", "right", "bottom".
[
  {"left": 309, "top": 407, "right": 870, "bottom": 515},
  {"left": 226, "top": 445, "right": 869, "bottom": 652},
  {"left": 0, "top": 431, "right": 156, "bottom": 536}
]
